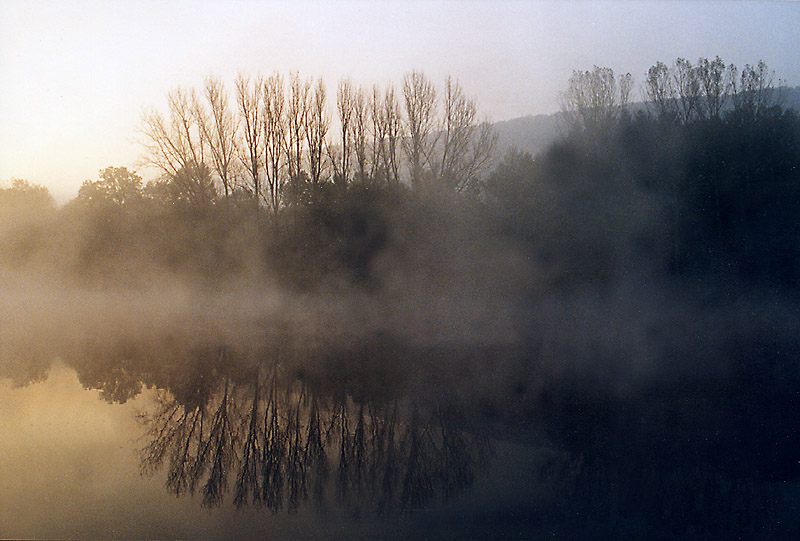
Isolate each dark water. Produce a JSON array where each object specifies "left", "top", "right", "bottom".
[{"left": 2, "top": 331, "right": 800, "bottom": 540}]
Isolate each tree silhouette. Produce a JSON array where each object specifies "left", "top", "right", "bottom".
[{"left": 402, "top": 71, "right": 437, "bottom": 188}]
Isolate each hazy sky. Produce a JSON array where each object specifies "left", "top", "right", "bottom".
[{"left": 1, "top": 0, "right": 799, "bottom": 200}]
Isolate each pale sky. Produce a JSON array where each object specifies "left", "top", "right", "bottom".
[{"left": 1, "top": 0, "right": 799, "bottom": 201}]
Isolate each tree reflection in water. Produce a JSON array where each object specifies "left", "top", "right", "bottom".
[{"left": 137, "top": 353, "right": 489, "bottom": 513}]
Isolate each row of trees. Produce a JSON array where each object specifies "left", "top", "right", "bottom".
[
  {"left": 141, "top": 71, "right": 497, "bottom": 213},
  {"left": 560, "top": 66, "right": 634, "bottom": 129},
  {"left": 562, "top": 57, "right": 784, "bottom": 129},
  {"left": 645, "top": 57, "right": 781, "bottom": 122},
  {"left": 121, "top": 57, "right": 787, "bottom": 217},
  {"left": 2, "top": 57, "right": 796, "bottom": 291}
]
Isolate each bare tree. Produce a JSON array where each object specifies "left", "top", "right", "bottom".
[
  {"left": 196, "top": 77, "right": 239, "bottom": 198},
  {"left": 352, "top": 86, "right": 370, "bottom": 182},
  {"left": 458, "top": 120, "right": 497, "bottom": 193},
  {"left": 644, "top": 61, "right": 678, "bottom": 119},
  {"left": 438, "top": 77, "right": 474, "bottom": 182},
  {"left": 334, "top": 78, "right": 355, "bottom": 184},
  {"left": 236, "top": 74, "right": 264, "bottom": 201},
  {"left": 262, "top": 72, "right": 287, "bottom": 215},
  {"left": 697, "top": 56, "right": 730, "bottom": 120},
  {"left": 673, "top": 58, "right": 703, "bottom": 123},
  {"left": 142, "top": 87, "right": 206, "bottom": 178},
  {"left": 402, "top": 71, "right": 437, "bottom": 188},
  {"left": 732, "top": 60, "right": 776, "bottom": 118},
  {"left": 383, "top": 85, "right": 402, "bottom": 184},
  {"left": 561, "top": 66, "right": 620, "bottom": 129},
  {"left": 369, "top": 84, "right": 387, "bottom": 181},
  {"left": 286, "top": 73, "right": 310, "bottom": 181},
  {"left": 618, "top": 72, "right": 634, "bottom": 112},
  {"left": 305, "top": 78, "right": 330, "bottom": 185},
  {"left": 370, "top": 84, "right": 402, "bottom": 184},
  {"left": 142, "top": 87, "right": 217, "bottom": 203},
  {"left": 436, "top": 77, "right": 496, "bottom": 191}
]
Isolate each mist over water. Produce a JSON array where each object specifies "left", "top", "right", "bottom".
[{"left": 3, "top": 54, "right": 800, "bottom": 538}]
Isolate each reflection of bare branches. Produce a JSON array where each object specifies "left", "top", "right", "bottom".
[
  {"left": 261, "top": 367, "right": 284, "bottom": 511},
  {"left": 138, "top": 391, "right": 206, "bottom": 497},
  {"left": 234, "top": 378, "right": 261, "bottom": 507},
  {"left": 305, "top": 396, "right": 328, "bottom": 504},
  {"left": 401, "top": 408, "right": 435, "bottom": 509},
  {"left": 285, "top": 385, "right": 307, "bottom": 512},
  {"left": 439, "top": 422, "right": 478, "bottom": 500},
  {"left": 138, "top": 363, "right": 489, "bottom": 513},
  {"left": 197, "top": 378, "right": 234, "bottom": 506}
]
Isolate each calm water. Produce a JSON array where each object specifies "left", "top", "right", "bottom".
[
  {"left": 0, "top": 360, "right": 561, "bottom": 540},
  {"left": 2, "top": 337, "right": 799, "bottom": 539}
]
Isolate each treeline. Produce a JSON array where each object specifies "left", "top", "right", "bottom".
[
  {"left": 141, "top": 70, "right": 496, "bottom": 211},
  {"left": 0, "top": 70, "right": 499, "bottom": 286},
  {"left": 497, "top": 60, "right": 800, "bottom": 293},
  {"left": 1, "top": 58, "right": 797, "bottom": 295},
  {"left": 561, "top": 56, "right": 786, "bottom": 129}
]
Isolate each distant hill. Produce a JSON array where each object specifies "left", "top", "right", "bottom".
[
  {"left": 492, "top": 112, "right": 565, "bottom": 159},
  {"left": 491, "top": 86, "right": 800, "bottom": 159},
  {"left": 781, "top": 85, "right": 800, "bottom": 110}
]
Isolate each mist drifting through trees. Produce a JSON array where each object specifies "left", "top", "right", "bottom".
[{"left": 2, "top": 56, "right": 800, "bottom": 538}]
